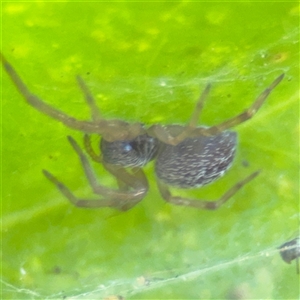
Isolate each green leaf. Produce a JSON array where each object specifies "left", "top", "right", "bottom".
[{"left": 2, "top": 2, "right": 299, "bottom": 299}]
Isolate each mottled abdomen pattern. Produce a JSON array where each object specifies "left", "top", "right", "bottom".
[{"left": 156, "top": 131, "right": 237, "bottom": 188}]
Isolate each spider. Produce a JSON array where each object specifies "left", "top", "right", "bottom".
[{"left": 1, "top": 54, "right": 284, "bottom": 211}]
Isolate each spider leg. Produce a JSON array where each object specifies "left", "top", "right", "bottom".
[
  {"left": 1, "top": 54, "right": 108, "bottom": 132},
  {"left": 44, "top": 136, "right": 147, "bottom": 210},
  {"left": 43, "top": 166, "right": 147, "bottom": 212},
  {"left": 82, "top": 134, "right": 147, "bottom": 194},
  {"left": 83, "top": 133, "right": 130, "bottom": 193},
  {"left": 68, "top": 136, "right": 148, "bottom": 191},
  {"left": 82, "top": 133, "right": 136, "bottom": 193},
  {"left": 148, "top": 74, "right": 284, "bottom": 145},
  {"left": 83, "top": 134, "right": 103, "bottom": 163},
  {"left": 42, "top": 170, "right": 116, "bottom": 208},
  {"left": 1, "top": 54, "right": 145, "bottom": 140},
  {"left": 188, "top": 83, "right": 211, "bottom": 127},
  {"left": 69, "top": 135, "right": 148, "bottom": 203},
  {"left": 157, "top": 170, "right": 260, "bottom": 210},
  {"left": 200, "top": 73, "right": 285, "bottom": 135},
  {"left": 76, "top": 76, "right": 102, "bottom": 122},
  {"left": 147, "top": 84, "right": 211, "bottom": 146}
]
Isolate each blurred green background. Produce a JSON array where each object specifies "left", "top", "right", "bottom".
[{"left": 2, "top": 2, "right": 299, "bottom": 299}]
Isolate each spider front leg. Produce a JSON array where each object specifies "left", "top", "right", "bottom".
[
  {"left": 43, "top": 136, "right": 148, "bottom": 211},
  {"left": 1, "top": 54, "right": 145, "bottom": 141},
  {"left": 76, "top": 75, "right": 102, "bottom": 122},
  {"left": 1, "top": 54, "right": 103, "bottom": 132},
  {"left": 157, "top": 170, "right": 260, "bottom": 210}
]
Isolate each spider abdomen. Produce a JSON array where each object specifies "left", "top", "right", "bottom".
[{"left": 156, "top": 130, "right": 237, "bottom": 188}]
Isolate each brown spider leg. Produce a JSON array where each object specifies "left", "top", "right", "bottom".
[
  {"left": 42, "top": 136, "right": 148, "bottom": 211},
  {"left": 197, "top": 73, "right": 285, "bottom": 136},
  {"left": 157, "top": 170, "right": 260, "bottom": 210},
  {"left": 104, "top": 164, "right": 148, "bottom": 192},
  {"left": 83, "top": 133, "right": 129, "bottom": 191},
  {"left": 1, "top": 54, "right": 145, "bottom": 140},
  {"left": 1, "top": 54, "right": 108, "bottom": 132},
  {"left": 148, "top": 74, "right": 284, "bottom": 145},
  {"left": 189, "top": 83, "right": 212, "bottom": 127},
  {"left": 74, "top": 135, "right": 148, "bottom": 190},
  {"left": 42, "top": 169, "right": 115, "bottom": 208},
  {"left": 43, "top": 170, "right": 144, "bottom": 211},
  {"left": 148, "top": 84, "right": 211, "bottom": 145},
  {"left": 69, "top": 135, "right": 148, "bottom": 205},
  {"left": 83, "top": 134, "right": 102, "bottom": 163},
  {"left": 76, "top": 76, "right": 102, "bottom": 122}
]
